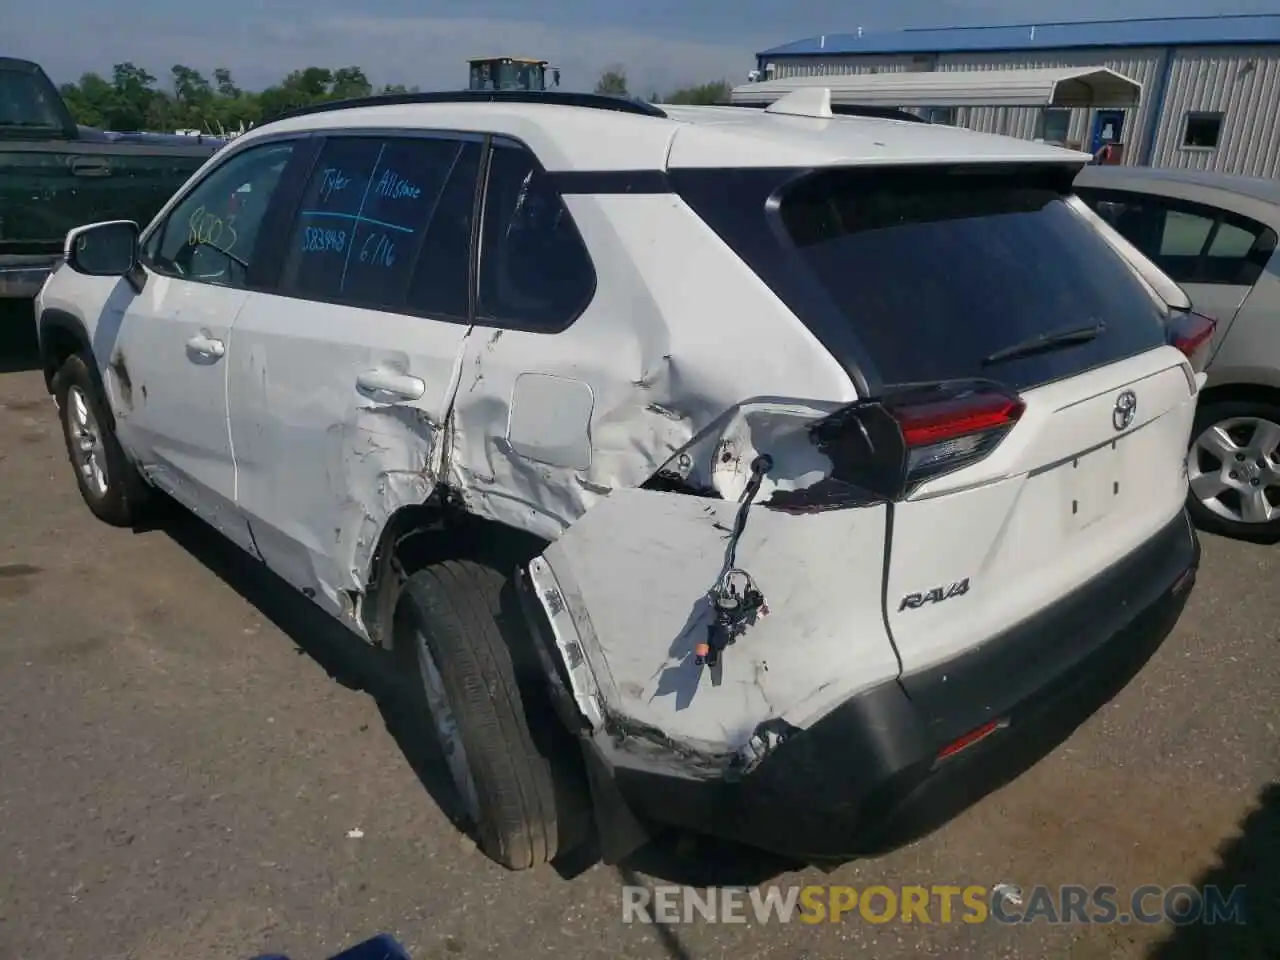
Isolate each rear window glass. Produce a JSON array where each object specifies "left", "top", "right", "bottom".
[
  {"left": 0, "top": 69, "right": 63, "bottom": 128},
  {"left": 779, "top": 167, "right": 1168, "bottom": 390}
]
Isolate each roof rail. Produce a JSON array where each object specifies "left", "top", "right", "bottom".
[
  {"left": 718, "top": 100, "right": 927, "bottom": 124},
  {"left": 266, "top": 89, "right": 669, "bottom": 125}
]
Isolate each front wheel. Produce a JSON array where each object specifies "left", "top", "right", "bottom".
[
  {"left": 1185, "top": 399, "right": 1280, "bottom": 544},
  {"left": 53, "top": 352, "right": 150, "bottom": 528}
]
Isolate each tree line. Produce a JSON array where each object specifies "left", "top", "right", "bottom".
[
  {"left": 595, "top": 67, "right": 732, "bottom": 105},
  {"left": 56, "top": 63, "right": 734, "bottom": 134},
  {"left": 59, "top": 63, "right": 417, "bottom": 134}
]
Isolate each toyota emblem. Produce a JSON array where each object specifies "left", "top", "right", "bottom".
[{"left": 1112, "top": 390, "right": 1137, "bottom": 432}]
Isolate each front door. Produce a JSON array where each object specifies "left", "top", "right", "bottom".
[
  {"left": 1091, "top": 110, "right": 1125, "bottom": 156},
  {"left": 227, "top": 132, "right": 483, "bottom": 620},
  {"left": 117, "top": 138, "right": 302, "bottom": 551}
]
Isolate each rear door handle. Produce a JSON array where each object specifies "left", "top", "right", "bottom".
[
  {"left": 186, "top": 333, "right": 225, "bottom": 360},
  {"left": 70, "top": 158, "right": 112, "bottom": 178},
  {"left": 356, "top": 368, "right": 425, "bottom": 402}
]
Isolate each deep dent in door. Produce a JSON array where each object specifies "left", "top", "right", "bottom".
[{"left": 299, "top": 328, "right": 705, "bottom": 627}]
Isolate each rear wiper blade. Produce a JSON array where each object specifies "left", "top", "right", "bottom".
[{"left": 981, "top": 321, "right": 1106, "bottom": 366}]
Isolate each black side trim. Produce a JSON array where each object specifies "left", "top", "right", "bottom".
[
  {"left": 899, "top": 509, "right": 1199, "bottom": 745},
  {"left": 546, "top": 170, "right": 671, "bottom": 195},
  {"left": 36, "top": 308, "right": 92, "bottom": 393}
]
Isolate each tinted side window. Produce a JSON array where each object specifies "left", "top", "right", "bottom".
[
  {"left": 1148, "top": 200, "right": 1273, "bottom": 286},
  {"left": 1076, "top": 190, "right": 1162, "bottom": 255},
  {"left": 1159, "top": 208, "right": 1215, "bottom": 256},
  {"left": 1208, "top": 221, "right": 1257, "bottom": 258},
  {"left": 1200, "top": 216, "right": 1275, "bottom": 286},
  {"left": 279, "top": 136, "right": 481, "bottom": 314},
  {"left": 1077, "top": 189, "right": 1275, "bottom": 287},
  {"left": 404, "top": 141, "right": 482, "bottom": 320},
  {"left": 476, "top": 141, "right": 595, "bottom": 332},
  {"left": 146, "top": 141, "right": 296, "bottom": 288},
  {"left": 0, "top": 67, "right": 64, "bottom": 127}
]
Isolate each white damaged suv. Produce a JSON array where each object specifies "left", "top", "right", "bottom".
[{"left": 36, "top": 88, "right": 1209, "bottom": 870}]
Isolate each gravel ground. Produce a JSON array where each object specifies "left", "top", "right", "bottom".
[{"left": 2, "top": 305, "right": 1277, "bottom": 959}]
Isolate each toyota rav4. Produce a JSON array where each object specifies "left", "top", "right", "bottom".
[{"left": 35, "top": 88, "right": 1206, "bottom": 871}]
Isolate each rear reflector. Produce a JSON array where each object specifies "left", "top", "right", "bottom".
[
  {"left": 936, "top": 717, "right": 1008, "bottom": 761},
  {"left": 1168, "top": 310, "right": 1216, "bottom": 373}
]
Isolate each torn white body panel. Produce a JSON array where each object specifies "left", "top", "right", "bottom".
[
  {"left": 444, "top": 193, "right": 859, "bottom": 539},
  {"left": 528, "top": 487, "right": 900, "bottom": 777},
  {"left": 226, "top": 292, "right": 471, "bottom": 629}
]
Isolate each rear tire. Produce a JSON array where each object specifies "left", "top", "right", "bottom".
[
  {"left": 395, "top": 559, "right": 563, "bottom": 870},
  {"left": 53, "top": 352, "right": 151, "bottom": 528},
  {"left": 1185, "top": 398, "right": 1280, "bottom": 544}
]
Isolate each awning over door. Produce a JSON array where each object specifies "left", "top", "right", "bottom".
[{"left": 730, "top": 66, "right": 1142, "bottom": 109}]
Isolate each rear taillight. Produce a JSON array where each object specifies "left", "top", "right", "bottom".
[
  {"left": 1168, "top": 310, "right": 1216, "bottom": 373},
  {"left": 764, "top": 381, "right": 1025, "bottom": 514},
  {"left": 886, "top": 388, "right": 1025, "bottom": 486}
]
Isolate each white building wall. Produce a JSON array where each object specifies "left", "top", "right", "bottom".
[
  {"left": 1149, "top": 45, "right": 1280, "bottom": 177},
  {"left": 764, "top": 44, "right": 1280, "bottom": 176}
]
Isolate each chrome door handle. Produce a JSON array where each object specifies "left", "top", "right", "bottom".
[
  {"left": 356, "top": 368, "right": 425, "bottom": 401},
  {"left": 186, "top": 334, "right": 225, "bottom": 360}
]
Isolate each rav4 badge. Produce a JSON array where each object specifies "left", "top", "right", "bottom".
[{"left": 898, "top": 578, "right": 971, "bottom": 612}]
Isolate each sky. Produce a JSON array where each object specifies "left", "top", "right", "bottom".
[{"left": 8, "top": 0, "right": 1280, "bottom": 97}]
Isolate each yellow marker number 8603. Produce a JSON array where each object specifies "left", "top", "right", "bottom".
[{"left": 187, "top": 206, "right": 238, "bottom": 253}]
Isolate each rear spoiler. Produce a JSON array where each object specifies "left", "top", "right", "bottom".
[{"left": 1065, "top": 194, "right": 1193, "bottom": 312}]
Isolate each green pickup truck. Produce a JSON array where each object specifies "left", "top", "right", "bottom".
[{"left": 1, "top": 57, "right": 224, "bottom": 300}]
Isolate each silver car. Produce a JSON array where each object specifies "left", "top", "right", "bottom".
[{"left": 1076, "top": 165, "right": 1280, "bottom": 543}]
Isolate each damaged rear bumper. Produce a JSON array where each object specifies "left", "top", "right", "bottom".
[{"left": 527, "top": 509, "right": 1199, "bottom": 862}]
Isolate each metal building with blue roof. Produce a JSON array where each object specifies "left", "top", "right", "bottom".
[{"left": 752, "top": 14, "right": 1280, "bottom": 177}]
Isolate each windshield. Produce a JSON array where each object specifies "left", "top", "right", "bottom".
[{"left": 0, "top": 69, "right": 63, "bottom": 127}]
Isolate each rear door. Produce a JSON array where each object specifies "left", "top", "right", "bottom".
[
  {"left": 227, "top": 131, "right": 481, "bottom": 620},
  {"left": 1076, "top": 186, "right": 1278, "bottom": 355},
  {"left": 773, "top": 164, "right": 1198, "bottom": 676}
]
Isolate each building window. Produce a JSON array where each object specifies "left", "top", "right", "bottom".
[
  {"left": 1183, "top": 112, "right": 1224, "bottom": 149},
  {"left": 1037, "top": 108, "right": 1071, "bottom": 145}
]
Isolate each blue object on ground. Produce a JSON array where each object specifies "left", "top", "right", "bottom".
[{"left": 251, "top": 933, "right": 410, "bottom": 960}]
